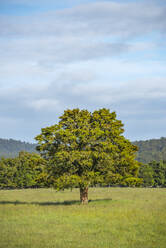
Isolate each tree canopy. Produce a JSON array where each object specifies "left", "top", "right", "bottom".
[{"left": 35, "top": 108, "right": 141, "bottom": 203}]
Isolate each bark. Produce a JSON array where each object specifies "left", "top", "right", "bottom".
[{"left": 80, "top": 187, "right": 88, "bottom": 204}]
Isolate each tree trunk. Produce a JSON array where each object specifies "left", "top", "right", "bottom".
[{"left": 80, "top": 187, "right": 88, "bottom": 204}]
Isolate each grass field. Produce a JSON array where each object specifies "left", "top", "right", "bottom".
[{"left": 0, "top": 187, "right": 166, "bottom": 248}]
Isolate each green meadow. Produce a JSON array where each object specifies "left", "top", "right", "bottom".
[{"left": 0, "top": 187, "right": 166, "bottom": 248}]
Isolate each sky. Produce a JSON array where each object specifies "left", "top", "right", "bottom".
[{"left": 0, "top": 0, "right": 166, "bottom": 143}]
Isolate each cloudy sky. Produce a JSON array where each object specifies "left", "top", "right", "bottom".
[{"left": 0, "top": 0, "right": 166, "bottom": 142}]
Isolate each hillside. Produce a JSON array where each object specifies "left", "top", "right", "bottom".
[
  {"left": 0, "top": 137, "right": 166, "bottom": 163},
  {"left": 0, "top": 138, "right": 36, "bottom": 158},
  {"left": 133, "top": 137, "right": 166, "bottom": 163}
]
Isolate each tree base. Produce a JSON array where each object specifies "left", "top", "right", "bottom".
[{"left": 80, "top": 187, "right": 88, "bottom": 204}]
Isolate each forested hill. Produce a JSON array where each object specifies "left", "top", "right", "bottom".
[
  {"left": 133, "top": 137, "right": 166, "bottom": 163},
  {"left": 0, "top": 138, "right": 36, "bottom": 158},
  {"left": 0, "top": 137, "right": 166, "bottom": 163}
]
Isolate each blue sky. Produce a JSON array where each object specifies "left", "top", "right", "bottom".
[{"left": 0, "top": 0, "right": 166, "bottom": 142}]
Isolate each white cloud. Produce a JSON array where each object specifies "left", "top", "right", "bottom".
[
  {"left": 1, "top": 1, "right": 166, "bottom": 38},
  {"left": 0, "top": 0, "right": 166, "bottom": 141},
  {"left": 27, "top": 99, "right": 60, "bottom": 111}
]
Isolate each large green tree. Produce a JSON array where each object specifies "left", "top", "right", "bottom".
[{"left": 35, "top": 108, "right": 141, "bottom": 204}]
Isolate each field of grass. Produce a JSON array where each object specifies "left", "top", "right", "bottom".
[{"left": 0, "top": 187, "right": 166, "bottom": 248}]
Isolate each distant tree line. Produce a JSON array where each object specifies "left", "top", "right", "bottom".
[
  {"left": 0, "top": 151, "right": 166, "bottom": 189},
  {"left": 0, "top": 138, "right": 36, "bottom": 158},
  {"left": 0, "top": 114, "right": 166, "bottom": 191},
  {"left": 0, "top": 151, "right": 46, "bottom": 189},
  {"left": 133, "top": 137, "right": 166, "bottom": 163},
  {"left": 138, "top": 161, "right": 166, "bottom": 187},
  {"left": 1, "top": 137, "right": 166, "bottom": 164}
]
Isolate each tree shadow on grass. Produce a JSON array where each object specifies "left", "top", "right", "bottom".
[{"left": 0, "top": 198, "right": 112, "bottom": 206}]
